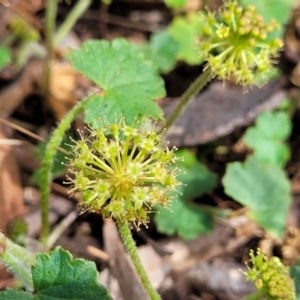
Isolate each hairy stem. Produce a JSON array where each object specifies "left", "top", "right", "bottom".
[
  {"left": 164, "top": 67, "right": 212, "bottom": 131},
  {"left": 117, "top": 220, "right": 161, "bottom": 300},
  {"left": 40, "top": 97, "right": 90, "bottom": 243},
  {"left": 0, "top": 232, "right": 36, "bottom": 291},
  {"left": 54, "top": 0, "right": 92, "bottom": 47}
]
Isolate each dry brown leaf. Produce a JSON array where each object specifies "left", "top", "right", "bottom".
[
  {"left": 0, "top": 124, "right": 24, "bottom": 280},
  {"left": 48, "top": 60, "right": 78, "bottom": 120}
]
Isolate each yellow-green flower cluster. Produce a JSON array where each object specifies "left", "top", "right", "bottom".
[
  {"left": 8, "top": 17, "right": 40, "bottom": 42},
  {"left": 198, "top": 1, "right": 283, "bottom": 86},
  {"left": 66, "top": 119, "right": 180, "bottom": 228},
  {"left": 245, "top": 249, "right": 296, "bottom": 300}
]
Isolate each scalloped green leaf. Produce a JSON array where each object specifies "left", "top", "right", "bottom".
[
  {"left": 247, "top": 111, "right": 291, "bottom": 140},
  {"left": 154, "top": 150, "right": 216, "bottom": 239},
  {"left": 67, "top": 39, "right": 165, "bottom": 126},
  {"left": 155, "top": 197, "right": 213, "bottom": 240},
  {"left": 32, "top": 247, "right": 112, "bottom": 299},
  {"left": 168, "top": 13, "right": 203, "bottom": 65},
  {"left": 138, "top": 30, "right": 179, "bottom": 73},
  {"left": 223, "top": 156, "right": 291, "bottom": 238},
  {"left": 243, "top": 111, "right": 291, "bottom": 167},
  {"left": 0, "top": 290, "right": 33, "bottom": 299},
  {"left": 0, "top": 247, "right": 112, "bottom": 300}
]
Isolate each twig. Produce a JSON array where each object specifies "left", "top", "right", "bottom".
[
  {"left": 0, "top": 117, "right": 69, "bottom": 154},
  {"left": 46, "top": 210, "right": 78, "bottom": 248}
]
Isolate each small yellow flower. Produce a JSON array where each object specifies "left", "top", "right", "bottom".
[
  {"left": 244, "top": 249, "right": 296, "bottom": 300},
  {"left": 198, "top": 1, "right": 283, "bottom": 86},
  {"left": 66, "top": 118, "right": 180, "bottom": 228}
]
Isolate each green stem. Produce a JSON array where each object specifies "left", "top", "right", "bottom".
[
  {"left": 0, "top": 232, "right": 36, "bottom": 291},
  {"left": 45, "top": 0, "right": 57, "bottom": 57},
  {"left": 44, "top": 0, "right": 57, "bottom": 100},
  {"left": 117, "top": 220, "right": 161, "bottom": 300},
  {"left": 40, "top": 97, "right": 90, "bottom": 243},
  {"left": 53, "top": 0, "right": 92, "bottom": 47},
  {"left": 241, "top": 290, "right": 265, "bottom": 300},
  {"left": 164, "top": 67, "right": 212, "bottom": 131}
]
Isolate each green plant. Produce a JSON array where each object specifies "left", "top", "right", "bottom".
[
  {"left": 0, "top": 1, "right": 296, "bottom": 299},
  {"left": 223, "top": 107, "right": 292, "bottom": 238},
  {"left": 164, "top": 0, "right": 283, "bottom": 131},
  {"left": 168, "top": 12, "right": 204, "bottom": 65},
  {"left": 137, "top": 30, "right": 179, "bottom": 73},
  {"left": 66, "top": 39, "right": 165, "bottom": 126},
  {"left": 0, "top": 233, "right": 112, "bottom": 299},
  {"left": 28, "top": 36, "right": 169, "bottom": 299},
  {"left": 223, "top": 156, "right": 291, "bottom": 238},
  {"left": 243, "top": 110, "right": 291, "bottom": 167}
]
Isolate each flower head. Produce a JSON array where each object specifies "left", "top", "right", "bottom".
[
  {"left": 198, "top": 1, "right": 283, "bottom": 86},
  {"left": 244, "top": 249, "right": 296, "bottom": 300},
  {"left": 66, "top": 119, "right": 180, "bottom": 228}
]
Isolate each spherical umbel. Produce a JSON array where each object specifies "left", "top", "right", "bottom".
[
  {"left": 198, "top": 1, "right": 283, "bottom": 86},
  {"left": 65, "top": 119, "right": 181, "bottom": 228},
  {"left": 244, "top": 249, "right": 295, "bottom": 300}
]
